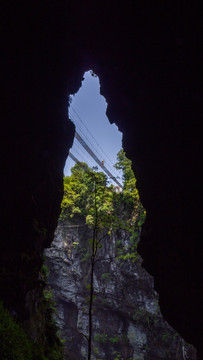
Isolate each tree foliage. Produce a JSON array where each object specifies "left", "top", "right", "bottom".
[
  {"left": 60, "top": 163, "right": 114, "bottom": 227},
  {"left": 61, "top": 150, "right": 146, "bottom": 238},
  {"left": 114, "top": 148, "right": 139, "bottom": 207}
]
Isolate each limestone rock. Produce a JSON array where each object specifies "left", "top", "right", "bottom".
[{"left": 45, "top": 220, "right": 196, "bottom": 360}]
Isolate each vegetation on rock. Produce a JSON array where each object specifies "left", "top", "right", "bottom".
[
  {"left": 61, "top": 149, "right": 145, "bottom": 234},
  {"left": 45, "top": 149, "right": 197, "bottom": 359},
  {"left": 0, "top": 301, "right": 32, "bottom": 360},
  {"left": 0, "top": 261, "right": 65, "bottom": 360}
]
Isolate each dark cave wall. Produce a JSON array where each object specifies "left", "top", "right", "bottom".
[{"left": 0, "top": 1, "right": 202, "bottom": 356}]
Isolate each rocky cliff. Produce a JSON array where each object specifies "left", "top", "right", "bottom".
[{"left": 45, "top": 219, "right": 196, "bottom": 360}]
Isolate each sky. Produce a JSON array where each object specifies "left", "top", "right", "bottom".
[{"left": 63, "top": 70, "right": 123, "bottom": 185}]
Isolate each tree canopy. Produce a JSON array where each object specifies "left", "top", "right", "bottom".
[
  {"left": 61, "top": 163, "right": 114, "bottom": 228},
  {"left": 114, "top": 149, "right": 139, "bottom": 208},
  {"left": 60, "top": 149, "right": 146, "bottom": 232}
]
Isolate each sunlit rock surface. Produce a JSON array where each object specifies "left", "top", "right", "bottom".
[{"left": 45, "top": 220, "right": 196, "bottom": 360}]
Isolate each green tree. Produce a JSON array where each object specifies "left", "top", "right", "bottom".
[
  {"left": 85, "top": 170, "right": 111, "bottom": 360},
  {"left": 61, "top": 164, "right": 114, "bottom": 359},
  {"left": 60, "top": 162, "right": 90, "bottom": 219},
  {"left": 61, "top": 163, "right": 116, "bottom": 226},
  {"left": 60, "top": 152, "right": 146, "bottom": 358}
]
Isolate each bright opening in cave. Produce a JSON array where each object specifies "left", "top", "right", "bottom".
[
  {"left": 64, "top": 70, "right": 123, "bottom": 186},
  {"left": 44, "top": 71, "right": 197, "bottom": 360}
]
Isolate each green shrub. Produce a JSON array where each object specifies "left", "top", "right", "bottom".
[
  {"left": 94, "top": 333, "right": 108, "bottom": 343},
  {"left": 0, "top": 301, "right": 32, "bottom": 360},
  {"left": 101, "top": 272, "right": 111, "bottom": 282},
  {"left": 109, "top": 335, "right": 120, "bottom": 344}
]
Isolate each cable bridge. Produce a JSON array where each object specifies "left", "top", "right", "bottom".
[{"left": 69, "top": 131, "right": 123, "bottom": 189}]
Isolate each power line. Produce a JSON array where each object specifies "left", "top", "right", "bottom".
[
  {"left": 69, "top": 151, "right": 80, "bottom": 164},
  {"left": 69, "top": 138, "right": 123, "bottom": 187},
  {"left": 75, "top": 131, "right": 123, "bottom": 188},
  {"left": 72, "top": 130, "right": 122, "bottom": 186},
  {"left": 70, "top": 106, "right": 116, "bottom": 170},
  {"left": 74, "top": 144, "right": 93, "bottom": 167},
  {"left": 69, "top": 109, "right": 119, "bottom": 178},
  {"left": 70, "top": 106, "right": 118, "bottom": 171},
  {"left": 74, "top": 141, "right": 98, "bottom": 168},
  {"left": 69, "top": 149, "right": 122, "bottom": 190},
  {"left": 70, "top": 111, "right": 107, "bottom": 164}
]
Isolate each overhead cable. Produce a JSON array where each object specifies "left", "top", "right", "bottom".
[
  {"left": 70, "top": 105, "right": 117, "bottom": 170},
  {"left": 75, "top": 131, "right": 123, "bottom": 188}
]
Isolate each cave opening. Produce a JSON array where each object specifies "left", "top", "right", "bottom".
[
  {"left": 64, "top": 69, "right": 123, "bottom": 185},
  {"left": 43, "top": 71, "right": 197, "bottom": 359},
  {"left": 0, "top": 2, "right": 201, "bottom": 358}
]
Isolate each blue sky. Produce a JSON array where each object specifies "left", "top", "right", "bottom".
[{"left": 63, "top": 70, "right": 123, "bottom": 185}]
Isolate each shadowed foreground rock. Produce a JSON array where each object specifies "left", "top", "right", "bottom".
[{"left": 1, "top": 1, "right": 202, "bottom": 358}]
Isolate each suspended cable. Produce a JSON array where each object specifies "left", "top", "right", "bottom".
[
  {"left": 70, "top": 106, "right": 118, "bottom": 170},
  {"left": 75, "top": 131, "right": 123, "bottom": 188},
  {"left": 69, "top": 151, "right": 80, "bottom": 164},
  {"left": 69, "top": 111, "right": 119, "bottom": 180},
  {"left": 69, "top": 111, "right": 106, "bottom": 162},
  {"left": 72, "top": 126, "right": 121, "bottom": 185},
  {"left": 69, "top": 149, "right": 120, "bottom": 188},
  {"left": 73, "top": 142, "right": 97, "bottom": 169},
  {"left": 70, "top": 143, "right": 122, "bottom": 186}
]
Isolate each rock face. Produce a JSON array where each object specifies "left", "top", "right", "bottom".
[{"left": 45, "top": 220, "right": 196, "bottom": 360}]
